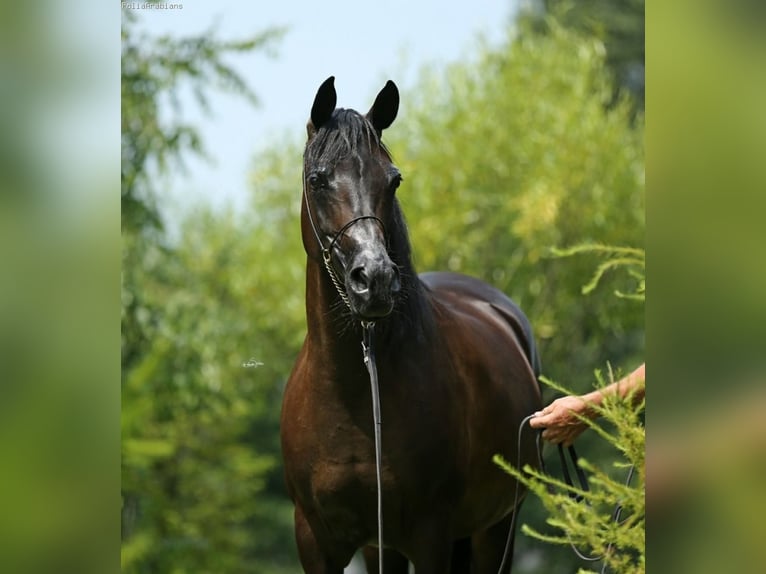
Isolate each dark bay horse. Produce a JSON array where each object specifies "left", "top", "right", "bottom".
[{"left": 281, "top": 76, "right": 542, "bottom": 573}]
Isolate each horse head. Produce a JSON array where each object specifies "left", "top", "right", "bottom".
[{"left": 302, "top": 76, "right": 403, "bottom": 320}]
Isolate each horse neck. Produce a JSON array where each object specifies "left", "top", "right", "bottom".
[{"left": 304, "top": 257, "right": 357, "bottom": 349}]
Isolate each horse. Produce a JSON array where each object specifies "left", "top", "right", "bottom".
[{"left": 280, "top": 76, "right": 542, "bottom": 574}]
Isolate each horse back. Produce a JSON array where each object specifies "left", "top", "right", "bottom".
[{"left": 420, "top": 271, "right": 541, "bottom": 378}]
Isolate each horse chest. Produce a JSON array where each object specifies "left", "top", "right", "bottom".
[
  {"left": 311, "top": 456, "right": 379, "bottom": 506},
  {"left": 313, "top": 414, "right": 458, "bottom": 505},
  {"left": 303, "top": 427, "right": 411, "bottom": 544}
]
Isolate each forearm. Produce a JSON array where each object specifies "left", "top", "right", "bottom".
[
  {"left": 531, "top": 363, "right": 645, "bottom": 445},
  {"left": 583, "top": 363, "right": 645, "bottom": 407}
]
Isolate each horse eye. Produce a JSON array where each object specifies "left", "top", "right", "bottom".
[
  {"left": 308, "top": 173, "right": 325, "bottom": 190},
  {"left": 390, "top": 175, "right": 402, "bottom": 193}
]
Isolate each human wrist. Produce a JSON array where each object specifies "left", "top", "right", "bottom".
[{"left": 580, "top": 391, "right": 603, "bottom": 414}]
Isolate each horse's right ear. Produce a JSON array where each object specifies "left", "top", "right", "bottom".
[{"left": 307, "top": 76, "right": 336, "bottom": 138}]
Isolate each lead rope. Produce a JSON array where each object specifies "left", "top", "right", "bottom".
[
  {"left": 496, "top": 413, "right": 538, "bottom": 573},
  {"left": 361, "top": 322, "right": 384, "bottom": 572},
  {"left": 496, "top": 416, "right": 595, "bottom": 573}
]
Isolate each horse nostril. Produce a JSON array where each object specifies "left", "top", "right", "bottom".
[{"left": 349, "top": 266, "right": 369, "bottom": 292}]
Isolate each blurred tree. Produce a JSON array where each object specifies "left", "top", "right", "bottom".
[
  {"left": 121, "top": 8, "right": 282, "bottom": 233},
  {"left": 521, "top": 0, "right": 645, "bottom": 107},
  {"left": 120, "top": 8, "right": 294, "bottom": 573},
  {"left": 122, "top": 210, "right": 300, "bottom": 572}
]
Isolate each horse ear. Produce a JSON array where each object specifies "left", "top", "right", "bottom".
[
  {"left": 308, "top": 76, "right": 336, "bottom": 137},
  {"left": 367, "top": 80, "right": 399, "bottom": 134}
]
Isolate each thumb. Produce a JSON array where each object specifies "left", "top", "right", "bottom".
[{"left": 529, "top": 412, "right": 545, "bottom": 427}]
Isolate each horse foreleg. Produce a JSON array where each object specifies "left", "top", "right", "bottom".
[
  {"left": 407, "top": 519, "right": 455, "bottom": 574},
  {"left": 470, "top": 511, "right": 518, "bottom": 574},
  {"left": 450, "top": 537, "right": 472, "bottom": 574},
  {"left": 362, "top": 546, "right": 409, "bottom": 573},
  {"left": 293, "top": 505, "right": 351, "bottom": 574}
]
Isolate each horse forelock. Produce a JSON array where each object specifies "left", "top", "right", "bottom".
[{"left": 304, "top": 108, "right": 392, "bottom": 167}]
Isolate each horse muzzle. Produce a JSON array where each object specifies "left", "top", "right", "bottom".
[{"left": 345, "top": 252, "right": 401, "bottom": 319}]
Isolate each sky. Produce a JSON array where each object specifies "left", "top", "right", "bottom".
[{"left": 134, "top": 0, "right": 520, "bottom": 218}]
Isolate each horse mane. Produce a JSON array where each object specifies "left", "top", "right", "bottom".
[{"left": 385, "top": 203, "right": 434, "bottom": 343}]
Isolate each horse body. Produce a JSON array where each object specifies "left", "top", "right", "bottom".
[{"left": 281, "top": 77, "right": 541, "bottom": 573}]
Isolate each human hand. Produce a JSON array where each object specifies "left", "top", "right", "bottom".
[{"left": 528, "top": 395, "right": 596, "bottom": 446}]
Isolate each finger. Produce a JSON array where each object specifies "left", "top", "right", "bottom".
[{"left": 542, "top": 429, "right": 562, "bottom": 444}]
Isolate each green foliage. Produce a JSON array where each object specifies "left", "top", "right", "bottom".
[
  {"left": 551, "top": 244, "right": 645, "bottom": 300},
  {"left": 495, "top": 369, "right": 645, "bottom": 573},
  {"left": 122, "top": 213, "right": 299, "bottom": 573},
  {"left": 495, "top": 245, "right": 645, "bottom": 572},
  {"left": 120, "top": 10, "right": 296, "bottom": 573}
]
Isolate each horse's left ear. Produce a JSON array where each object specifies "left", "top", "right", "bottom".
[{"left": 367, "top": 80, "right": 399, "bottom": 134}]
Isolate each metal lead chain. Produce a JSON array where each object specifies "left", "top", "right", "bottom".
[{"left": 323, "top": 250, "right": 353, "bottom": 311}]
